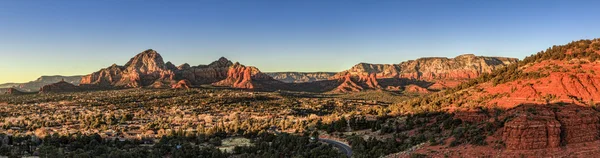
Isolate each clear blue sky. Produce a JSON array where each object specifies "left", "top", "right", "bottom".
[{"left": 1, "top": 0, "right": 599, "bottom": 83}]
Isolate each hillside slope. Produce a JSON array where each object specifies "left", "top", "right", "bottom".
[
  {"left": 401, "top": 39, "right": 600, "bottom": 111},
  {"left": 387, "top": 38, "right": 600, "bottom": 158}
]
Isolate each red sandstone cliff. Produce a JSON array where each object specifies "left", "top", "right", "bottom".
[
  {"left": 80, "top": 49, "right": 233, "bottom": 89},
  {"left": 328, "top": 54, "right": 517, "bottom": 93},
  {"left": 212, "top": 63, "right": 283, "bottom": 90}
]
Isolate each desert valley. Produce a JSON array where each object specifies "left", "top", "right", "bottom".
[{"left": 1, "top": 39, "right": 600, "bottom": 157}]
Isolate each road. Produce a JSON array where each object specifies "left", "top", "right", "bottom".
[{"left": 320, "top": 138, "right": 353, "bottom": 157}]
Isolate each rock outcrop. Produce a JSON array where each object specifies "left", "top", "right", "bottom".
[
  {"left": 265, "top": 72, "right": 335, "bottom": 83},
  {"left": 80, "top": 49, "right": 176, "bottom": 88},
  {"left": 39, "top": 80, "right": 81, "bottom": 93},
  {"left": 328, "top": 54, "right": 517, "bottom": 93},
  {"left": 174, "top": 57, "right": 232, "bottom": 85},
  {"left": 403, "top": 84, "right": 431, "bottom": 94},
  {"left": 555, "top": 106, "right": 600, "bottom": 144},
  {"left": 502, "top": 106, "right": 561, "bottom": 150},
  {"left": 80, "top": 50, "right": 233, "bottom": 89},
  {"left": 338, "top": 54, "right": 517, "bottom": 81},
  {"left": 171, "top": 80, "right": 191, "bottom": 89},
  {"left": 212, "top": 63, "right": 282, "bottom": 90},
  {"left": 502, "top": 104, "right": 600, "bottom": 150},
  {"left": 331, "top": 73, "right": 382, "bottom": 93}
]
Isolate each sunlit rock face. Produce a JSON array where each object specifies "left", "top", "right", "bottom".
[
  {"left": 80, "top": 49, "right": 233, "bottom": 89},
  {"left": 328, "top": 54, "right": 518, "bottom": 92}
]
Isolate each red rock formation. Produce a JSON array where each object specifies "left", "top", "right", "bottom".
[
  {"left": 449, "top": 59, "right": 600, "bottom": 109},
  {"left": 358, "top": 73, "right": 381, "bottom": 89},
  {"left": 171, "top": 80, "right": 191, "bottom": 89},
  {"left": 502, "top": 106, "right": 561, "bottom": 150},
  {"left": 403, "top": 84, "right": 431, "bottom": 94},
  {"left": 501, "top": 104, "right": 599, "bottom": 150},
  {"left": 80, "top": 50, "right": 232, "bottom": 89},
  {"left": 331, "top": 54, "right": 517, "bottom": 92},
  {"left": 331, "top": 73, "right": 364, "bottom": 93},
  {"left": 80, "top": 49, "right": 170, "bottom": 88},
  {"left": 212, "top": 63, "right": 277, "bottom": 90},
  {"left": 39, "top": 80, "right": 81, "bottom": 93},
  {"left": 555, "top": 106, "right": 600, "bottom": 144},
  {"left": 175, "top": 57, "right": 233, "bottom": 85}
]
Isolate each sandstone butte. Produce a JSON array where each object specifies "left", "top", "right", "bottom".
[
  {"left": 329, "top": 54, "right": 517, "bottom": 93},
  {"left": 213, "top": 62, "right": 268, "bottom": 89},
  {"left": 79, "top": 49, "right": 234, "bottom": 89}
]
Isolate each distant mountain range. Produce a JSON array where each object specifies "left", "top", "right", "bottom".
[
  {"left": 265, "top": 72, "right": 336, "bottom": 83},
  {"left": 0, "top": 75, "right": 82, "bottom": 92},
  {"left": 1, "top": 49, "right": 519, "bottom": 94}
]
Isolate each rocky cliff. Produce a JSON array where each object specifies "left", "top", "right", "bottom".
[
  {"left": 265, "top": 72, "right": 335, "bottom": 83},
  {"left": 418, "top": 39, "right": 600, "bottom": 109},
  {"left": 212, "top": 63, "right": 284, "bottom": 90},
  {"left": 80, "top": 49, "right": 176, "bottom": 88},
  {"left": 329, "top": 54, "right": 517, "bottom": 93},
  {"left": 502, "top": 104, "right": 599, "bottom": 150},
  {"left": 338, "top": 54, "right": 517, "bottom": 80},
  {"left": 80, "top": 49, "right": 233, "bottom": 89}
]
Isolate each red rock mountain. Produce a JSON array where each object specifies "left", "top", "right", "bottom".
[
  {"left": 212, "top": 63, "right": 284, "bottom": 90},
  {"left": 80, "top": 49, "right": 176, "bottom": 88},
  {"left": 418, "top": 39, "right": 600, "bottom": 110},
  {"left": 76, "top": 50, "right": 519, "bottom": 92},
  {"left": 329, "top": 54, "right": 518, "bottom": 93},
  {"left": 399, "top": 39, "right": 600, "bottom": 157},
  {"left": 80, "top": 49, "right": 234, "bottom": 89}
]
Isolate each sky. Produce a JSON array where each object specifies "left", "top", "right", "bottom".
[{"left": 1, "top": 0, "right": 600, "bottom": 83}]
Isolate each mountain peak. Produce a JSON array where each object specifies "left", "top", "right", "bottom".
[
  {"left": 209, "top": 57, "right": 233, "bottom": 68},
  {"left": 124, "top": 49, "right": 166, "bottom": 72},
  {"left": 218, "top": 57, "right": 229, "bottom": 62}
]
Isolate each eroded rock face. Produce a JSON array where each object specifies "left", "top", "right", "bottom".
[
  {"left": 502, "top": 104, "right": 600, "bottom": 150},
  {"left": 212, "top": 63, "right": 278, "bottom": 89},
  {"left": 333, "top": 54, "right": 517, "bottom": 92},
  {"left": 39, "top": 80, "right": 81, "bottom": 93},
  {"left": 80, "top": 50, "right": 233, "bottom": 89},
  {"left": 555, "top": 106, "right": 600, "bottom": 144},
  {"left": 340, "top": 54, "right": 516, "bottom": 80},
  {"left": 80, "top": 49, "right": 171, "bottom": 88},
  {"left": 403, "top": 84, "right": 431, "bottom": 94},
  {"left": 502, "top": 106, "right": 561, "bottom": 150},
  {"left": 174, "top": 57, "right": 232, "bottom": 85},
  {"left": 171, "top": 80, "right": 191, "bottom": 89},
  {"left": 331, "top": 73, "right": 364, "bottom": 93},
  {"left": 331, "top": 73, "right": 382, "bottom": 93}
]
